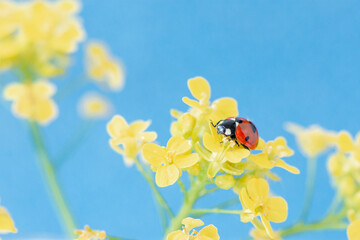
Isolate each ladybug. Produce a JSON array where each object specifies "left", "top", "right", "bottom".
[{"left": 211, "top": 117, "right": 259, "bottom": 150}]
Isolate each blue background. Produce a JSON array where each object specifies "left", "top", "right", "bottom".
[{"left": 1, "top": 0, "right": 360, "bottom": 239}]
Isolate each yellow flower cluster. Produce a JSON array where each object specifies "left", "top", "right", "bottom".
[
  {"left": 0, "top": 0, "right": 85, "bottom": 77},
  {"left": 75, "top": 225, "right": 106, "bottom": 240},
  {"left": 78, "top": 92, "right": 113, "bottom": 119},
  {"left": 167, "top": 217, "right": 219, "bottom": 240},
  {"left": 3, "top": 80, "right": 58, "bottom": 124},
  {"left": 86, "top": 42, "right": 125, "bottom": 91}
]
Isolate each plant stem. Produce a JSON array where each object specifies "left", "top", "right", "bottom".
[
  {"left": 299, "top": 157, "right": 317, "bottom": 222},
  {"left": 191, "top": 208, "right": 242, "bottom": 215},
  {"left": 164, "top": 175, "right": 208, "bottom": 239},
  {"left": 133, "top": 158, "right": 174, "bottom": 218},
  {"left": 29, "top": 122, "right": 76, "bottom": 238}
]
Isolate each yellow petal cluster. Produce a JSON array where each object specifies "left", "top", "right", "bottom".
[
  {"left": 86, "top": 42, "right": 125, "bottom": 91},
  {"left": 250, "top": 228, "right": 282, "bottom": 240},
  {"left": 0, "top": 207, "right": 17, "bottom": 234},
  {"left": 78, "top": 92, "right": 113, "bottom": 119},
  {"left": 285, "top": 123, "right": 336, "bottom": 157},
  {"left": 107, "top": 115, "right": 157, "bottom": 166},
  {"left": 203, "top": 122, "right": 250, "bottom": 178},
  {"left": 3, "top": 80, "right": 58, "bottom": 124},
  {"left": 239, "top": 178, "right": 288, "bottom": 239},
  {"left": 143, "top": 136, "right": 199, "bottom": 187},
  {"left": 0, "top": 0, "right": 85, "bottom": 77},
  {"left": 249, "top": 137, "right": 299, "bottom": 174},
  {"left": 347, "top": 220, "right": 360, "bottom": 240},
  {"left": 75, "top": 225, "right": 106, "bottom": 240},
  {"left": 167, "top": 217, "right": 220, "bottom": 240}
]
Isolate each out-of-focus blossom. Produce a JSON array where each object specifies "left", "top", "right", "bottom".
[
  {"left": 250, "top": 228, "right": 282, "bottom": 240},
  {"left": 347, "top": 220, "right": 360, "bottom": 240},
  {"left": 240, "top": 178, "right": 288, "bottom": 239},
  {"left": 143, "top": 136, "right": 199, "bottom": 187},
  {"left": 78, "top": 92, "right": 113, "bottom": 119},
  {"left": 75, "top": 225, "right": 106, "bottom": 240},
  {"left": 170, "top": 112, "right": 196, "bottom": 139},
  {"left": 86, "top": 42, "right": 125, "bottom": 91},
  {"left": 285, "top": 123, "right": 336, "bottom": 157},
  {"left": 0, "top": 0, "right": 85, "bottom": 77},
  {"left": 107, "top": 115, "right": 157, "bottom": 166},
  {"left": 3, "top": 80, "right": 58, "bottom": 124},
  {"left": 249, "top": 137, "right": 299, "bottom": 174},
  {"left": 166, "top": 217, "right": 220, "bottom": 240},
  {"left": 0, "top": 206, "right": 17, "bottom": 234}
]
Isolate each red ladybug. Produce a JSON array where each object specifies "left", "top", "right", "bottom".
[{"left": 211, "top": 117, "right": 259, "bottom": 150}]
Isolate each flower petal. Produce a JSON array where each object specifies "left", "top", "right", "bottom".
[
  {"left": 173, "top": 153, "right": 199, "bottom": 169},
  {"left": 182, "top": 97, "right": 201, "bottom": 109},
  {"left": 156, "top": 164, "right": 180, "bottom": 187},
  {"left": 182, "top": 217, "right": 204, "bottom": 233},
  {"left": 197, "top": 224, "right": 220, "bottom": 240},
  {"left": 138, "top": 132, "right": 157, "bottom": 142},
  {"left": 210, "top": 97, "right": 238, "bottom": 123},
  {"left": 246, "top": 178, "right": 269, "bottom": 203},
  {"left": 240, "top": 188, "right": 256, "bottom": 211},
  {"left": 203, "top": 132, "right": 222, "bottom": 153},
  {"left": 275, "top": 159, "right": 300, "bottom": 174},
  {"left": 207, "top": 161, "right": 221, "bottom": 178},
  {"left": 142, "top": 143, "right": 166, "bottom": 167},
  {"left": 166, "top": 136, "right": 191, "bottom": 155},
  {"left": 260, "top": 214, "right": 275, "bottom": 239},
  {"left": 0, "top": 207, "right": 17, "bottom": 233},
  {"left": 166, "top": 230, "right": 188, "bottom": 240},
  {"left": 34, "top": 99, "right": 58, "bottom": 125},
  {"left": 107, "top": 115, "right": 128, "bottom": 139},
  {"left": 3, "top": 83, "right": 25, "bottom": 100},
  {"left": 188, "top": 76, "right": 210, "bottom": 101},
  {"left": 264, "top": 197, "right": 288, "bottom": 223},
  {"left": 225, "top": 148, "right": 250, "bottom": 163},
  {"left": 337, "top": 131, "right": 355, "bottom": 152},
  {"left": 348, "top": 220, "right": 360, "bottom": 240},
  {"left": 249, "top": 153, "right": 274, "bottom": 169},
  {"left": 129, "top": 120, "right": 151, "bottom": 135},
  {"left": 33, "top": 81, "right": 56, "bottom": 98}
]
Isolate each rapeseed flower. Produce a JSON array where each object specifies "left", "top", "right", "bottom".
[
  {"left": 0, "top": 0, "right": 85, "bottom": 77},
  {"left": 250, "top": 228, "right": 282, "bottom": 240},
  {"left": 347, "top": 220, "right": 360, "bottom": 240},
  {"left": 0, "top": 207, "right": 17, "bottom": 234},
  {"left": 143, "top": 136, "right": 199, "bottom": 187},
  {"left": 249, "top": 137, "right": 299, "bottom": 174},
  {"left": 240, "top": 178, "right": 288, "bottom": 239},
  {"left": 215, "top": 174, "right": 235, "bottom": 190},
  {"left": 75, "top": 225, "right": 106, "bottom": 240},
  {"left": 86, "top": 42, "right": 125, "bottom": 91},
  {"left": 3, "top": 80, "right": 58, "bottom": 124},
  {"left": 203, "top": 122, "right": 250, "bottom": 178},
  {"left": 107, "top": 115, "right": 157, "bottom": 166},
  {"left": 78, "top": 92, "right": 112, "bottom": 119},
  {"left": 285, "top": 123, "right": 336, "bottom": 157},
  {"left": 167, "top": 217, "right": 220, "bottom": 240}
]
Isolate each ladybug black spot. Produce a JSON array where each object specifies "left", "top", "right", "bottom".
[
  {"left": 245, "top": 136, "right": 250, "bottom": 141},
  {"left": 251, "top": 123, "right": 257, "bottom": 133}
]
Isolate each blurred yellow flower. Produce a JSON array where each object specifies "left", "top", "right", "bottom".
[
  {"left": 170, "top": 112, "right": 197, "bottom": 139},
  {"left": 347, "top": 220, "right": 360, "bottom": 240},
  {"left": 250, "top": 228, "right": 282, "bottom": 240},
  {"left": 249, "top": 137, "right": 299, "bottom": 174},
  {"left": 143, "top": 136, "right": 199, "bottom": 187},
  {"left": 0, "top": 0, "right": 85, "bottom": 77},
  {"left": 167, "top": 217, "right": 220, "bottom": 240},
  {"left": 107, "top": 115, "right": 157, "bottom": 166},
  {"left": 240, "top": 178, "right": 288, "bottom": 239},
  {"left": 75, "top": 225, "right": 106, "bottom": 240},
  {"left": 86, "top": 42, "right": 125, "bottom": 91},
  {"left": 3, "top": 80, "right": 58, "bottom": 125},
  {"left": 203, "top": 122, "right": 250, "bottom": 178},
  {"left": 78, "top": 92, "right": 113, "bottom": 119},
  {"left": 0, "top": 207, "right": 17, "bottom": 234},
  {"left": 285, "top": 123, "right": 336, "bottom": 157}
]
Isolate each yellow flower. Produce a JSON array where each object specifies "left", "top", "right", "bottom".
[
  {"left": 347, "top": 220, "right": 360, "bottom": 240},
  {"left": 250, "top": 228, "right": 282, "bottom": 240},
  {"left": 86, "top": 42, "right": 125, "bottom": 91},
  {"left": 215, "top": 174, "right": 235, "bottom": 190},
  {"left": 3, "top": 80, "right": 58, "bottom": 125},
  {"left": 75, "top": 225, "right": 106, "bottom": 240},
  {"left": 249, "top": 137, "right": 299, "bottom": 174},
  {"left": 285, "top": 123, "right": 336, "bottom": 157},
  {"left": 167, "top": 217, "right": 220, "bottom": 240},
  {"left": 203, "top": 122, "right": 250, "bottom": 178},
  {"left": 0, "top": 207, "right": 17, "bottom": 234},
  {"left": 240, "top": 178, "right": 288, "bottom": 239},
  {"left": 143, "top": 136, "right": 199, "bottom": 187},
  {"left": 0, "top": 0, "right": 85, "bottom": 77},
  {"left": 170, "top": 113, "right": 197, "bottom": 139},
  {"left": 78, "top": 92, "right": 113, "bottom": 119},
  {"left": 107, "top": 115, "right": 157, "bottom": 166}
]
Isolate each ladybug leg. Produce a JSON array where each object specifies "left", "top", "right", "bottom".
[
  {"left": 234, "top": 140, "right": 240, "bottom": 146},
  {"left": 241, "top": 143, "right": 249, "bottom": 150},
  {"left": 210, "top": 120, "right": 221, "bottom": 128}
]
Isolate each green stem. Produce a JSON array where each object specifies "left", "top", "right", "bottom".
[
  {"left": 191, "top": 208, "right": 242, "bottom": 215},
  {"left": 133, "top": 158, "right": 174, "bottom": 218},
  {"left": 299, "top": 157, "right": 317, "bottom": 222},
  {"left": 29, "top": 122, "right": 76, "bottom": 237},
  {"left": 164, "top": 175, "right": 208, "bottom": 239},
  {"left": 177, "top": 179, "right": 187, "bottom": 199}
]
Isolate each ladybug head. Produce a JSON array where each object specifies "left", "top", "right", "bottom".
[{"left": 216, "top": 124, "right": 226, "bottom": 135}]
